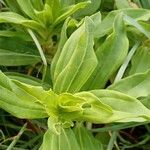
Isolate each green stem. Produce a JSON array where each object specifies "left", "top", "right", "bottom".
[
  {"left": 6, "top": 123, "right": 27, "bottom": 150},
  {"left": 27, "top": 29, "right": 47, "bottom": 82},
  {"left": 107, "top": 131, "right": 118, "bottom": 150},
  {"left": 114, "top": 41, "right": 140, "bottom": 82}
]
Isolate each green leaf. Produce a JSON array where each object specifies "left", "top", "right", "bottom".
[
  {"left": 124, "top": 15, "right": 150, "bottom": 39},
  {"left": 0, "top": 12, "right": 44, "bottom": 31},
  {"left": 108, "top": 69, "right": 150, "bottom": 98},
  {"left": 95, "top": 8, "right": 150, "bottom": 38},
  {"left": 75, "top": 0, "right": 101, "bottom": 17},
  {"left": 0, "top": 49, "right": 41, "bottom": 66},
  {"left": 0, "top": 30, "right": 31, "bottom": 41},
  {"left": 0, "top": 37, "right": 41, "bottom": 66},
  {"left": 82, "top": 13, "right": 129, "bottom": 90},
  {"left": 59, "top": 0, "right": 75, "bottom": 8},
  {"left": 41, "top": 128, "right": 80, "bottom": 150},
  {"left": 53, "top": 17, "right": 98, "bottom": 93},
  {"left": 5, "top": 0, "right": 22, "bottom": 14},
  {"left": 0, "top": 71, "right": 48, "bottom": 119},
  {"left": 16, "top": 0, "right": 37, "bottom": 20},
  {"left": 46, "top": 0, "right": 61, "bottom": 20},
  {"left": 129, "top": 43, "right": 150, "bottom": 75},
  {"left": 31, "top": 0, "right": 44, "bottom": 11},
  {"left": 90, "top": 12, "right": 101, "bottom": 29},
  {"left": 115, "top": 0, "right": 131, "bottom": 9},
  {"left": 5, "top": 72, "right": 51, "bottom": 89},
  {"left": 89, "top": 89, "right": 150, "bottom": 122},
  {"left": 140, "top": 0, "right": 150, "bottom": 9},
  {"left": 34, "top": 4, "right": 53, "bottom": 26},
  {"left": 140, "top": 95, "right": 150, "bottom": 109},
  {"left": 74, "top": 125, "right": 103, "bottom": 150},
  {"left": 51, "top": 18, "right": 70, "bottom": 81},
  {"left": 53, "top": 1, "right": 90, "bottom": 26}
]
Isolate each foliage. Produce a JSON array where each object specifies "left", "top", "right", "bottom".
[{"left": 0, "top": 0, "right": 150, "bottom": 149}]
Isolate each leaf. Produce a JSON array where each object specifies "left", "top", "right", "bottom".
[
  {"left": 54, "top": 1, "right": 90, "bottom": 26},
  {"left": 0, "top": 30, "right": 31, "bottom": 41},
  {"left": 5, "top": 72, "right": 51, "bottom": 89},
  {"left": 31, "top": 0, "right": 44, "bottom": 11},
  {"left": 74, "top": 125, "right": 103, "bottom": 150},
  {"left": 89, "top": 89, "right": 150, "bottom": 122},
  {"left": 16, "top": 0, "right": 37, "bottom": 20},
  {"left": 0, "top": 71, "right": 48, "bottom": 119},
  {"left": 5, "top": 0, "right": 22, "bottom": 14},
  {"left": 129, "top": 43, "right": 150, "bottom": 75},
  {"left": 108, "top": 69, "right": 150, "bottom": 98},
  {"left": 140, "top": 95, "right": 150, "bottom": 109},
  {"left": 0, "top": 37, "right": 41, "bottom": 66},
  {"left": 0, "top": 12, "right": 44, "bottom": 31},
  {"left": 51, "top": 18, "right": 70, "bottom": 81},
  {"left": 90, "top": 11, "right": 101, "bottom": 29},
  {"left": 41, "top": 128, "right": 80, "bottom": 150},
  {"left": 75, "top": 0, "right": 101, "bottom": 17},
  {"left": 46, "top": 0, "right": 61, "bottom": 20},
  {"left": 82, "top": 13, "right": 129, "bottom": 90},
  {"left": 140, "top": 0, "right": 150, "bottom": 9},
  {"left": 124, "top": 15, "right": 150, "bottom": 39},
  {"left": 95, "top": 8, "right": 150, "bottom": 38},
  {"left": 0, "top": 49, "right": 41, "bottom": 66},
  {"left": 59, "top": 0, "right": 75, "bottom": 8},
  {"left": 34, "top": 4, "right": 53, "bottom": 26},
  {"left": 53, "top": 17, "right": 98, "bottom": 93},
  {"left": 115, "top": 0, "right": 131, "bottom": 9}
]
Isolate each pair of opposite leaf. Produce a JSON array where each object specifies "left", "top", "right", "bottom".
[
  {"left": 0, "top": 68, "right": 150, "bottom": 128},
  {"left": 0, "top": 69, "right": 150, "bottom": 150}
]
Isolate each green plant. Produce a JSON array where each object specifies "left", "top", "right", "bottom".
[{"left": 0, "top": 0, "right": 150, "bottom": 149}]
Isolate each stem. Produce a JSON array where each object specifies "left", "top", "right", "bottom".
[
  {"left": 27, "top": 29, "right": 47, "bottom": 82},
  {"left": 7, "top": 123, "right": 27, "bottom": 150},
  {"left": 107, "top": 131, "right": 118, "bottom": 150},
  {"left": 114, "top": 42, "right": 140, "bottom": 82}
]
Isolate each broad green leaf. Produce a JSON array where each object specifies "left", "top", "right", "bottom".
[
  {"left": 124, "top": 15, "right": 150, "bottom": 39},
  {"left": 34, "top": 4, "right": 53, "bottom": 26},
  {"left": 140, "top": 0, "right": 150, "bottom": 9},
  {"left": 41, "top": 128, "right": 80, "bottom": 150},
  {"left": 0, "top": 49, "right": 41, "bottom": 66},
  {"left": 60, "top": 0, "right": 75, "bottom": 7},
  {"left": 75, "top": 0, "right": 101, "bottom": 17},
  {"left": 0, "top": 30, "right": 31, "bottom": 41},
  {"left": 75, "top": 92, "right": 113, "bottom": 123},
  {"left": 16, "top": 0, "right": 37, "bottom": 20},
  {"left": 140, "top": 95, "right": 150, "bottom": 109},
  {"left": 5, "top": 72, "right": 51, "bottom": 89},
  {"left": 5, "top": 0, "right": 22, "bottom": 14},
  {"left": 95, "top": 8, "right": 150, "bottom": 38},
  {"left": 0, "top": 12, "right": 44, "bottom": 31},
  {"left": 0, "top": 71, "right": 48, "bottom": 119},
  {"left": 0, "top": 37, "right": 41, "bottom": 66},
  {"left": 53, "top": 1, "right": 90, "bottom": 26},
  {"left": 74, "top": 126, "right": 103, "bottom": 150},
  {"left": 108, "top": 69, "right": 150, "bottom": 98},
  {"left": 129, "top": 43, "right": 150, "bottom": 75},
  {"left": 96, "top": 132, "right": 110, "bottom": 150},
  {"left": 115, "top": 0, "right": 131, "bottom": 9},
  {"left": 51, "top": 18, "right": 70, "bottom": 81},
  {"left": 53, "top": 17, "right": 98, "bottom": 93},
  {"left": 82, "top": 13, "right": 129, "bottom": 90},
  {"left": 31, "top": 0, "right": 44, "bottom": 11},
  {"left": 46, "top": 0, "right": 61, "bottom": 20},
  {"left": 90, "top": 12, "right": 101, "bottom": 29},
  {"left": 89, "top": 89, "right": 150, "bottom": 122}
]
